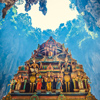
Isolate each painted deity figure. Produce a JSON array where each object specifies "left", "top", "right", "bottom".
[
  {"left": 48, "top": 51, "right": 53, "bottom": 56},
  {"left": 76, "top": 72, "right": 83, "bottom": 89},
  {"left": 15, "top": 79, "right": 21, "bottom": 90},
  {"left": 30, "top": 67, "right": 38, "bottom": 73},
  {"left": 8, "top": 79, "right": 14, "bottom": 93},
  {"left": 78, "top": 79, "right": 83, "bottom": 89},
  {"left": 46, "top": 77, "right": 53, "bottom": 91},
  {"left": 56, "top": 78, "right": 61, "bottom": 90},
  {"left": 37, "top": 78, "right": 42, "bottom": 90},
  {"left": 30, "top": 59, "right": 39, "bottom": 73},
  {"left": 32, "top": 60, "right": 39, "bottom": 68}
]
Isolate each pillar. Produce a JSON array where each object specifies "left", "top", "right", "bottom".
[
  {"left": 72, "top": 79, "right": 76, "bottom": 89},
  {"left": 68, "top": 82, "right": 70, "bottom": 92},
  {"left": 84, "top": 79, "right": 87, "bottom": 89},
  {"left": 13, "top": 80, "right": 16, "bottom": 90},
  {"left": 23, "top": 79, "right": 27, "bottom": 90}
]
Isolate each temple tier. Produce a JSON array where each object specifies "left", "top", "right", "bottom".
[{"left": 3, "top": 36, "right": 97, "bottom": 100}]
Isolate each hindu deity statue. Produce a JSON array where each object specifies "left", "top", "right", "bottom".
[
  {"left": 45, "top": 76, "right": 53, "bottom": 91},
  {"left": 15, "top": 78, "right": 21, "bottom": 90},
  {"left": 8, "top": 79, "right": 14, "bottom": 93},
  {"left": 75, "top": 71, "right": 84, "bottom": 90},
  {"left": 48, "top": 51, "right": 53, "bottom": 57},
  {"left": 56, "top": 78, "right": 61, "bottom": 90},
  {"left": 30, "top": 59, "right": 39, "bottom": 73},
  {"left": 77, "top": 76, "right": 84, "bottom": 89},
  {"left": 47, "top": 77, "right": 52, "bottom": 91},
  {"left": 36, "top": 78, "right": 42, "bottom": 90}
]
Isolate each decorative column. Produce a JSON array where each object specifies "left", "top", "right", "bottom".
[
  {"left": 13, "top": 79, "right": 16, "bottom": 90},
  {"left": 23, "top": 79, "right": 27, "bottom": 90},
  {"left": 68, "top": 82, "right": 70, "bottom": 92},
  {"left": 64, "top": 82, "right": 67, "bottom": 92},
  {"left": 84, "top": 79, "right": 87, "bottom": 89},
  {"left": 64, "top": 73, "right": 70, "bottom": 92},
  {"left": 30, "top": 76, "right": 36, "bottom": 93},
  {"left": 72, "top": 78, "right": 76, "bottom": 89},
  {"left": 30, "top": 83, "right": 32, "bottom": 92}
]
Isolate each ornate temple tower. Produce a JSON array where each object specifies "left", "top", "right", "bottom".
[{"left": 3, "top": 37, "right": 97, "bottom": 100}]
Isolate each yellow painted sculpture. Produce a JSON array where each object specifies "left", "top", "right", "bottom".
[
  {"left": 8, "top": 79, "right": 14, "bottom": 93},
  {"left": 30, "top": 59, "right": 39, "bottom": 68},
  {"left": 47, "top": 77, "right": 52, "bottom": 91},
  {"left": 15, "top": 79, "right": 21, "bottom": 90},
  {"left": 45, "top": 76, "right": 53, "bottom": 91}
]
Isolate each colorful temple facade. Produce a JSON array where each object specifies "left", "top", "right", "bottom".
[{"left": 3, "top": 37, "right": 97, "bottom": 100}]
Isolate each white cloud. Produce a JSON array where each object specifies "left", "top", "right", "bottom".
[
  {"left": 16, "top": 0, "right": 79, "bottom": 31},
  {"left": 78, "top": 36, "right": 91, "bottom": 48},
  {"left": 84, "top": 24, "right": 98, "bottom": 39}
]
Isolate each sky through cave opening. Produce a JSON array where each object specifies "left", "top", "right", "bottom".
[{"left": 16, "top": 0, "right": 79, "bottom": 31}]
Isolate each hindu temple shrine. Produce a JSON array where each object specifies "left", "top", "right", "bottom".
[{"left": 2, "top": 36, "right": 97, "bottom": 100}]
